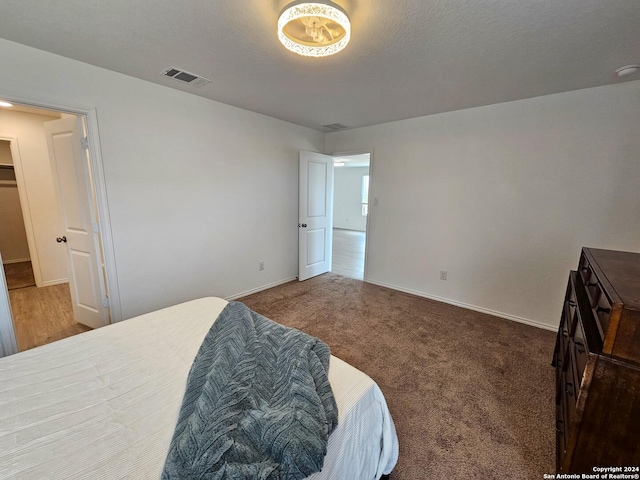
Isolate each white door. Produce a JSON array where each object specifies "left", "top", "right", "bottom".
[
  {"left": 299, "top": 151, "right": 334, "bottom": 281},
  {"left": 44, "top": 118, "right": 108, "bottom": 329}
]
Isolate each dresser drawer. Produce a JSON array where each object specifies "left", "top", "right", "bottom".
[
  {"left": 556, "top": 386, "right": 567, "bottom": 470},
  {"left": 573, "top": 268, "right": 604, "bottom": 356},
  {"left": 554, "top": 272, "right": 577, "bottom": 369},
  {"left": 557, "top": 304, "right": 570, "bottom": 369},
  {"left": 578, "top": 253, "right": 593, "bottom": 290},
  {"left": 562, "top": 368, "right": 577, "bottom": 432},
  {"left": 566, "top": 273, "right": 579, "bottom": 334},
  {"left": 578, "top": 251, "right": 612, "bottom": 338},
  {"left": 572, "top": 315, "right": 589, "bottom": 379},
  {"left": 593, "top": 292, "right": 612, "bottom": 336}
]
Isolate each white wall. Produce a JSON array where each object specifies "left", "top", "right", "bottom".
[
  {"left": 326, "top": 81, "right": 640, "bottom": 329},
  {"left": 333, "top": 166, "right": 369, "bottom": 231},
  {"left": 0, "top": 39, "right": 324, "bottom": 320},
  {"left": 0, "top": 111, "right": 67, "bottom": 280}
]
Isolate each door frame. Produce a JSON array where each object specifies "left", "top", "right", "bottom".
[
  {"left": 329, "top": 148, "right": 374, "bottom": 282},
  {"left": 0, "top": 250, "right": 18, "bottom": 357},
  {"left": 0, "top": 93, "right": 122, "bottom": 354}
]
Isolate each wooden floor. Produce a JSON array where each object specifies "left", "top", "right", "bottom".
[
  {"left": 331, "top": 228, "right": 366, "bottom": 280},
  {"left": 5, "top": 262, "right": 90, "bottom": 351}
]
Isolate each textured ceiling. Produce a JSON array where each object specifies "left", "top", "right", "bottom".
[{"left": 0, "top": 0, "right": 639, "bottom": 131}]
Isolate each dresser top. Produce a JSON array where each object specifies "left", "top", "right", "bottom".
[{"left": 586, "top": 248, "right": 640, "bottom": 311}]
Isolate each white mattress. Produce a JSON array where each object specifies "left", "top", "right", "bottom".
[{"left": 0, "top": 297, "right": 398, "bottom": 479}]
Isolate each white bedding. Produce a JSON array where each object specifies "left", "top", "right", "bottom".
[{"left": 0, "top": 297, "right": 398, "bottom": 479}]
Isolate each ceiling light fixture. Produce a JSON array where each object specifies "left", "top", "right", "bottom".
[
  {"left": 278, "top": 1, "right": 351, "bottom": 57},
  {"left": 0, "top": 101, "right": 13, "bottom": 108},
  {"left": 615, "top": 65, "right": 640, "bottom": 78}
]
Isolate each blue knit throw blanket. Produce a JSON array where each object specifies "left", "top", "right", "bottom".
[{"left": 162, "top": 301, "right": 338, "bottom": 480}]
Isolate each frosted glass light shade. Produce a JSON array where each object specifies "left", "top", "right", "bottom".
[{"left": 278, "top": 1, "right": 351, "bottom": 57}]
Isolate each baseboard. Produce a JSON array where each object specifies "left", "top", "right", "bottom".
[
  {"left": 365, "top": 279, "right": 558, "bottom": 332},
  {"left": 334, "top": 227, "right": 366, "bottom": 232},
  {"left": 2, "top": 258, "right": 30, "bottom": 265},
  {"left": 226, "top": 276, "right": 298, "bottom": 301},
  {"left": 41, "top": 279, "right": 69, "bottom": 287}
]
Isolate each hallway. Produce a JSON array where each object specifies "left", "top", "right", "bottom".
[{"left": 331, "top": 228, "right": 365, "bottom": 280}]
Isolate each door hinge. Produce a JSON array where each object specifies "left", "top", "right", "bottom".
[
  {"left": 92, "top": 222, "right": 100, "bottom": 233},
  {"left": 80, "top": 136, "right": 89, "bottom": 150},
  {"left": 103, "top": 297, "right": 110, "bottom": 309}
]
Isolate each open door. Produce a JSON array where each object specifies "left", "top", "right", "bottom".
[
  {"left": 44, "top": 117, "right": 108, "bottom": 329},
  {"left": 298, "top": 150, "right": 334, "bottom": 281}
]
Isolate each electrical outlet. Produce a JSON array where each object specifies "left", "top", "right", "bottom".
[
  {"left": 259, "top": 262, "right": 265, "bottom": 271},
  {"left": 440, "top": 270, "right": 447, "bottom": 280}
]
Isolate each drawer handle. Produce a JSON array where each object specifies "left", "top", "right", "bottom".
[
  {"left": 568, "top": 300, "right": 577, "bottom": 307},
  {"left": 562, "top": 328, "right": 568, "bottom": 337},
  {"left": 556, "top": 419, "right": 564, "bottom": 433},
  {"left": 587, "top": 281, "right": 598, "bottom": 287},
  {"left": 565, "top": 383, "right": 574, "bottom": 397},
  {"left": 580, "top": 266, "right": 589, "bottom": 271},
  {"left": 574, "top": 341, "right": 586, "bottom": 355},
  {"left": 596, "top": 306, "right": 611, "bottom": 314}
]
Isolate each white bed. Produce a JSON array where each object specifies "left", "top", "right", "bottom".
[{"left": 0, "top": 297, "right": 398, "bottom": 479}]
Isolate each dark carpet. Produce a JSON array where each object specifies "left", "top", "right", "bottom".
[
  {"left": 3, "top": 261, "right": 36, "bottom": 290},
  {"left": 240, "top": 273, "right": 556, "bottom": 479}
]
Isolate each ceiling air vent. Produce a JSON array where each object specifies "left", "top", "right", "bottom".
[
  {"left": 323, "top": 123, "right": 349, "bottom": 131},
  {"left": 161, "top": 67, "right": 211, "bottom": 87}
]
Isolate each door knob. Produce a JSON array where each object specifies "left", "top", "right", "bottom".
[
  {"left": 300, "top": 223, "right": 307, "bottom": 228},
  {"left": 56, "top": 236, "right": 67, "bottom": 243}
]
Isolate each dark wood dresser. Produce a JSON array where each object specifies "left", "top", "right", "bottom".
[{"left": 553, "top": 247, "right": 640, "bottom": 473}]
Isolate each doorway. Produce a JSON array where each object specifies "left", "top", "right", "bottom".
[
  {"left": 0, "top": 102, "right": 107, "bottom": 351},
  {"left": 331, "top": 153, "right": 370, "bottom": 280},
  {"left": 0, "top": 140, "right": 33, "bottom": 289}
]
